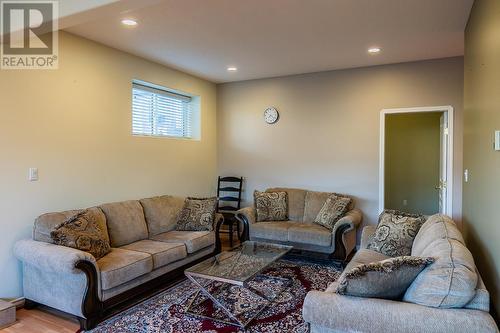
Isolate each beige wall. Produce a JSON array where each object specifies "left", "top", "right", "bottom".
[
  {"left": 0, "top": 32, "right": 217, "bottom": 297},
  {"left": 385, "top": 112, "right": 441, "bottom": 215},
  {"left": 217, "top": 57, "right": 464, "bottom": 235},
  {"left": 464, "top": 0, "right": 500, "bottom": 318}
]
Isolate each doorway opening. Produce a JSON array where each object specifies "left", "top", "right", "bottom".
[{"left": 379, "top": 106, "right": 454, "bottom": 216}]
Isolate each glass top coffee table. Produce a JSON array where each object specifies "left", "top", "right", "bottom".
[{"left": 184, "top": 241, "right": 292, "bottom": 328}]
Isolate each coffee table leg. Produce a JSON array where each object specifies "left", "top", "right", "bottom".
[
  {"left": 185, "top": 274, "right": 292, "bottom": 329},
  {"left": 185, "top": 275, "right": 246, "bottom": 327}
]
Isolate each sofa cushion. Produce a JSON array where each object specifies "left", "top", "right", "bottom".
[
  {"left": 99, "top": 200, "right": 148, "bottom": 247},
  {"left": 151, "top": 231, "right": 215, "bottom": 253},
  {"left": 249, "top": 221, "right": 295, "bottom": 242},
  {"left": 404, "top": 214, "right": 478, "bottom": 308},
  {"left": 266, "top": 188, "right": 307, "bottom": 221},
  {"left": 120, "top": 240, "right": 187, "bottom": 269},
  {"left": 34, "top": 207, "right": 109, "bottom": 244},
  {"left": 140, "top": 196, "right": 185, "bottom": 236},
  {"left": 176, "top": 197, "right": 218, "bottom": 232},
  {"left": 303, "top": 191, "right": 353, "bottom": 223},
  {"left": 288, "top": 224, "right": 332, "bottom": 247},
  {"left": 50, "top": 210, "right": 111, "bottom": 260},
  {"left": 336, "top": 256, "right": 435, "bottom": 300},
  {"left": 367, "top": 210, "right": 427, "bottom": 257},
  {"left": 97, "top": 248, "right": 153, "bottom": 290},
  {"left": 314, "top": 195, "right": 352, "bottom": 231}
]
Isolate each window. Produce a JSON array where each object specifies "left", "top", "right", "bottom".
[{"left": 132, "top": 81, "right": 193, "bottom": 138}]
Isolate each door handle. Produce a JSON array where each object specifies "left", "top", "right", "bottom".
[{"left": 435, "top": 180, "right": 447, "bottom": 190}]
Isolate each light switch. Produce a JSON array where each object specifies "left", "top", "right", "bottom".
[
  {"left": 28, "top": 168, "right": 38, "bottom": 181},
  {"left": 495, "top": 131, "right": 500, "bottom": 151}
]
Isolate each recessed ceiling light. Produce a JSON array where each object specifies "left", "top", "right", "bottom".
[
  {"left": 121, "top": 19, "right": 138, "bottom": 26},
  {"left": 227, "top": 66, "right": 238, "bottom": 72},
  {"left": 368, "top": 47, "right": 381, "bottom": 54}
]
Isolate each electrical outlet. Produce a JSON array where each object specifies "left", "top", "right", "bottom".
[
  {"left": 403, "top": 199, "right": 408, "bottom": 206},
  {"left": 464, "top": 169, "right": 469, "bottom": 183},
  {"left": 495, "top": 131, "right": 500, "bottom": 151},
  {"left": 28, "top": 168, "right": 38, "bottom": 181}
]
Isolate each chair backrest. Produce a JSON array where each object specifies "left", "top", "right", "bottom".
[{"left": 217, "top": 176, "right": 243, "bottom": 214}]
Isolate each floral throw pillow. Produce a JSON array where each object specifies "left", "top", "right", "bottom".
[
  {"left": 254, "top": 190, "right": 288, "bottom": 222},
  {"left": 336, "top": 256, "right": 435, "bottom": 300},
  {"left": 314, "top": 195, "right": 352, "bottom": 230},
  {"left": 176, "top": 197, "right": 218, "bottom": 231},
  {"left": 51, "top": 210, "right": 111, "bottom": 260},
  {"left": 367, "top": 210, "right": 427, "bottom": 257}
]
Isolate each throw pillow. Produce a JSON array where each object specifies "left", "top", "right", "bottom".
[
  {"left": 254, "top": 190, "right": 288, "bottom": 222},
  {"left": 367, "top": 210, "right": 427, "bottom": 257},
  {"left": 336, "top": 256, "right": 435, "bottom": 300},
  {"left": 51, "top": 210, "right": 111, "bottom": 260},
  {"left": 176, "top": 197, "right": 218, "bottom": 231},
  {"left": 314, "top": 195, "right": 352, "bottom": 230}
]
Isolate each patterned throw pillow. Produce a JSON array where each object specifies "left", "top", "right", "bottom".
[
  {"left": 254, "top": 190, "right": 288, "bottom": 222},
  {"left": 367, "top": 210, "right": 427, "bottom": 257},
  {"left": 176, "top": 197, "right": 218, "bottom": 231},
  {"left": 51, "top": 210, "right": 111, "bottom": 260},
  {"left": 314, "top": 195, "right": 352, "bottom": 230},
  {"left": 336, "top": 256, "right": 435, "bottom": 300}
]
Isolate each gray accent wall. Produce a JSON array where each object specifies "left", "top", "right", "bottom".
[
  {"left": 217, "top": 57, "right": 464, "bottom": 239},
  {"left": 464, "top": 0, "right": 500, "bottom": 320}
]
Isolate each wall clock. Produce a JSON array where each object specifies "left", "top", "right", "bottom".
[{"left": 264, "top": 107, "right": 279, "bottom": 124}]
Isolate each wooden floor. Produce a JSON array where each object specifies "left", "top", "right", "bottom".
[
  {"left": 2, "top": 307, "right": 79, "bottom": 333},
  {"left": 1, "top": 233, "right": 241, "bottom": 333}
]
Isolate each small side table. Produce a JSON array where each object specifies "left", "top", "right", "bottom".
[{"left": 0, "top": 300, "right": 16, "bottom": 329}]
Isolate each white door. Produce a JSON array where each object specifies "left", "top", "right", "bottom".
[{"left": 438, "top": 113, "right": 448, "bottom": 214}]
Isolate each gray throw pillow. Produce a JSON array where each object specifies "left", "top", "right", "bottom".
[
  {"left": 254, "top": 190, "right": 288, "bottom": 222},
  {"left": 336, "top": 256, "right": 435, "bottom": 300},
  {"left": 367, "top": 210, "right": 427, "bottom": 257},
  {"left": 51, "top": 210, "right": 111, "bottom": 260},
  {"left": 314, "top": 195, "right": 352, "bottom": 230},
  {"left": 176, "top": 197, "right": 217, "bottom": 231}
]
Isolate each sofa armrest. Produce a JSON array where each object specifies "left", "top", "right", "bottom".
[
  {"left": 326, "top": 209, "right": 363, "bottom": 262},
  {"left": 360, "top": 225, "right": 377, "bottom": 249},
  {"left": 303, "top": 290, "right": 498, "bottom": 333},
  {"left": 235, "top": 207, "right": 256, "bottom": 241},
  {"left": 14, "top": 239, "right": 97, "bottom": 274},
  {"left": 332, "top": 208, "right": 362, "bottom": 235}
]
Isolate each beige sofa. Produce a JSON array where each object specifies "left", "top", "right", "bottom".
[
  {"left": 236, "top": 188, "right": 362, "bottom": 262},
  {"left": 13, "top": 195, "right": 223, "bottom": 330},
  {"left": 303, "top": 214, "right": 499, "bottom": 333}
]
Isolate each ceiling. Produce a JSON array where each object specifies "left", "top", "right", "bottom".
[{"left": 64, "top": 0, "right": 474, "bottom": 83}]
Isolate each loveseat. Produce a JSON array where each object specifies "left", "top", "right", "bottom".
[
  {"left": 236, "top": 188, "right": 362, "bottom": 262},
  {"left": 13, "top": 195, "right": 223, "bottom": 330},
  {"left": 303, "top": 214, "right": 499, "bottom": 333}
]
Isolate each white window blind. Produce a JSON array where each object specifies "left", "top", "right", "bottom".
[{"left": 132, "top": 82, "right": 193, "bottom": 138}]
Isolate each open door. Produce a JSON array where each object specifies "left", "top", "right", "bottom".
[
  {"left": 379, "top": 106, "right": 454, "bottom": 216},
  {"left": 438, "top": 113, "right": 449, "bottom": 214}
]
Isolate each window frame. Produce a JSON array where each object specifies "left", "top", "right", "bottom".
[{"left": 131, "top": 80, "right": 195, "bottom": 140}]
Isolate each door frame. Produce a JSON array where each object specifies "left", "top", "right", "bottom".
[{"left": 379, "top": 106, "right": 454, "bottom": 216}]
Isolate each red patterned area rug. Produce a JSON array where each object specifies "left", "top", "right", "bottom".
[{"left": 88, "top": 259, "right": 341, "bottom": 333}]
